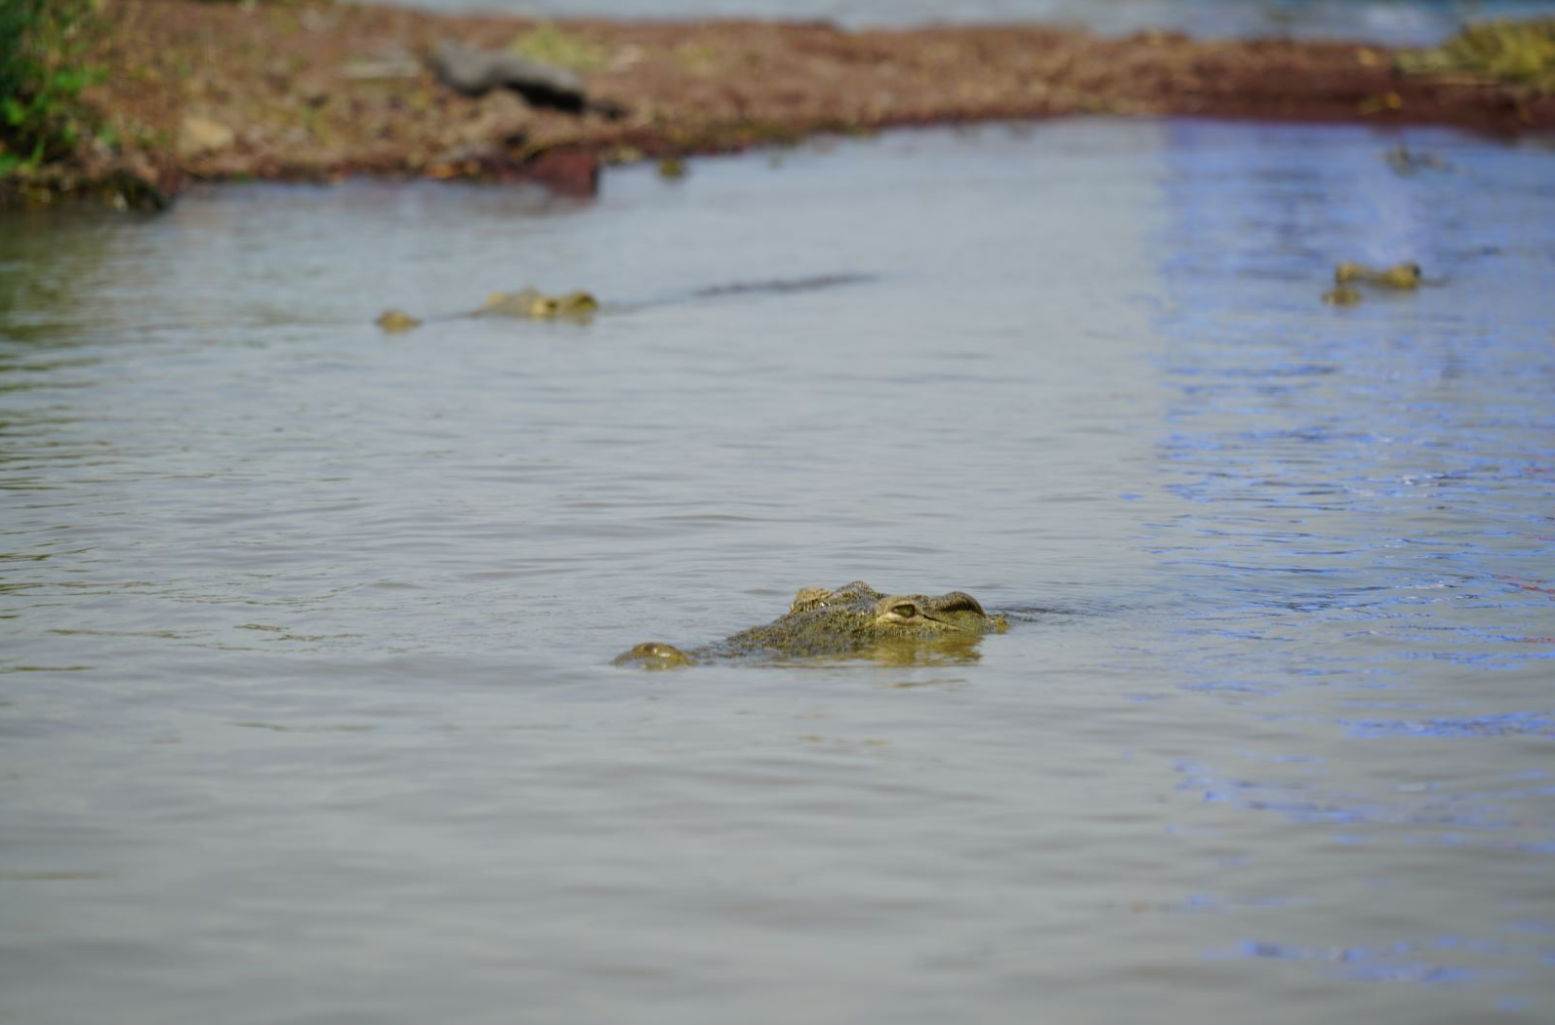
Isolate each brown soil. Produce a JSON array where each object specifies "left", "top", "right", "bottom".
[{"left": 17, "top": 0, "right": 1555, "bottom": 205}]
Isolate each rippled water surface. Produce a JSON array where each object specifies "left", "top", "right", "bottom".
[
  {"left": 3, "top": 120, "right": 1554, "bottom": 1023},
  {"left": 389, "top": 0, "right": 1555, "bottom": 46}
]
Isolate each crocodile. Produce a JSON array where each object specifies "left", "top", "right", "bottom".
[
  {"left": 1333, "top": 261, "right": 1422, "bottom": 290},
  {"left": 1322, "top": 261, "right": 1428, "bottom": 305},
  {"left": 373, "top": 273, "right": 873, "bottom": 332},
  {"left": 376, "top": 288, "right": 598, "bottom": 331},
  {"left": 613, "top": 580, "right": 1008, "bottom": 668}
]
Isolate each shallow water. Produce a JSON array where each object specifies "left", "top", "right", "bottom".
[
  {"left": 395, "top": 0, "right": 1555, "bottom": 46},
  {"left": 3, "top": 119, "right": 1554, "bottom": 1023}
]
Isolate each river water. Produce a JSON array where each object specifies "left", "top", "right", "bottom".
[
  {"left": 388, "top": 0, "right": 1555, "bottom": 46},
  {"left": 3, "top": 119, "right": 1553, "bottom": 1022}
]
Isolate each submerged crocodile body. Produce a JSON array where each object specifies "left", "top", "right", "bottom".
[
  {"left": 376, "top": 288, "right": 598, "bottom": 331},
  {"left": 373, "top": 273, "right": 873, "bottom": 332},
  {"left": 613, "top": 580, "right": 1007, "bottom": 668}
]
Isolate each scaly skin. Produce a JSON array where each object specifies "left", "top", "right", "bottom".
[
  {"left": 374, "top": 288, "right": 597, "bottom": 331},
  {"left": 1333, "top": 261, "right": 1422, "bottom": 289},
  {"left": 613, "top": 581, "right": 1008, "bottom": 668},
  {"left": 475, "top": 288, "right": 599, "bottom": 320}
]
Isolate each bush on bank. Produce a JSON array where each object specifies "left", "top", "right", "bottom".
[
  {"left": 1397, "top": 17, "right": 1555, "bottom": 92},
  {"left": 0, "top": 0, "right": 102, "bottom": 177}
]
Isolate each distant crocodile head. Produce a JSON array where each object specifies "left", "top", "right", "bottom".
[{"left": 613, "top": 581, "right": 1007, "bottom": 668}]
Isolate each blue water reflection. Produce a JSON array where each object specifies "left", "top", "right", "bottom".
[{"left": 1151, "top": 119, "right": 1555, "bottom": 1002}]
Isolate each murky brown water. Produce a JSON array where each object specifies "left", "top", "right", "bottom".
[{"left": 3, "top": 120, "right": 1554, "bottom": 1024}]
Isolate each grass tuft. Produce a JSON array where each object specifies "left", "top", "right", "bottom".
[{"left": 0, "top": 0, "right": 104, "bottom": 177}]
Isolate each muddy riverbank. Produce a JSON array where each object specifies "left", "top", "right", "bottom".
[{"left": 11, "top": 0, "right": 1555, "bottom": 206}]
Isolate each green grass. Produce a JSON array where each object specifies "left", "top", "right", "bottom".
[
  {"left": 508, "top": 22, "right": 610, "bottom": 72},
  {"left": 1397, "top": 17, "right": 1555, "bottom": 93},
  {"left": 0, "top": 0, "right": 103, "bottom": 176}
]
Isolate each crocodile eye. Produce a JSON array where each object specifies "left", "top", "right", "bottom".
[{"left": 890, "top": 603, "right": 919, "bottom": 619}]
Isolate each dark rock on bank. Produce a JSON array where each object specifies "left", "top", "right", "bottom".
[{"left": 427, "top": 38, "right": 622, "bottom": 117}]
